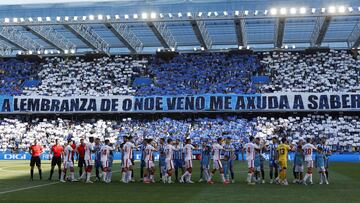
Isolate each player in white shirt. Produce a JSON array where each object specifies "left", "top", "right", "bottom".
[
  {"left": 60, "top": 140, "right": 77, "bottom": 182},
  {"left": 180, "top": 138, "right": 195, "bottom": 183},
  {"left": 302, "top": 138, "right": 318, "bottom": 185},
  {"left": 207, "top": 137, "right": 229, "bottom": 184},
  {"left": 144, "top": 138, "right": 157, "bottom": 183},
  {"left": 121, "top": 136, "right": 136, "bottom": 183},
  {"left": 163, "top": 138, "right": 178, "bottom": 184},
  {"left": 79, "top": 137, "right": 95, "bottom": 183},
  {"left": 100, "top": 139, "right": 113, "bottom": 183},
  {"left": 243, "top": 136, "right": 260, "bottom": 185}
]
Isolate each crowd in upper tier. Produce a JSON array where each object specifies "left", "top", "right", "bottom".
[
  {"left": 1, "top": 115, "right": 359, "bottom": 152},
  {"left": 1, "top": 50, "right": 360, "bottom": 96}
]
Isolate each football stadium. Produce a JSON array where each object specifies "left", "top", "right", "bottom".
[{"left": 0, "top": 0, "right": 360, "bottom": 202}]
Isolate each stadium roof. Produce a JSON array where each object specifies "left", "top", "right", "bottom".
[{"left": 0, "top": 0, "right": 359, "bottom": 56}]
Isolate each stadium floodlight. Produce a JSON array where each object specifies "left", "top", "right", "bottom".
[
  {"left": 328, "top": 6, "right": 336, "bottom": 13},
  {"left": 178, "top": 12, "right": 182, "bottom": 18},
  {"left": 28, "top": 17, "right": 34, "bottom": 22},
  {"left": 106, "top": 15, "right": 111, "bottom": 20},
  {"left": 290, "top": 8, "right": 297, "bottom": 14},
  {"left": 321, "top": 8, "right": 326, "bottom": 13},
  {"left": 223, "top": 11, "right": 228, "bottom": 16},
  {"left": 348, "top": 7, "right": 353, "bottom": 12},
  {"left": 4, "top": 18, "right": 10, "bottom": 23},
  {"left": 338, "top": 6, "right": 346, "bottom": 13},
  {"left": 44, "top": 50, "right": 49, "bottom": 54},
  {"left": 270, "top": 8, "right": 277, "bottom": 15},
  {"left": 238, "top": 46, "right": 243, "bottom": 50},
  {"left": 98, "top": 15, "right": 103, "bottom": 20},
  {"left": 358, "top": 7, "right": 360, "bottom": 12},
  {"left": 280, "top": 8, "right": 287, "bottom": 15},
  {"left": 46, "top": 17, "right": 51, "bottom": 22},
  {"left": 70, "top": 49, "right": 76, "bottom": 54},
  {"left": 56, "top": 50, "right": 60, "bottom": 54},
  {"left": 56, "top": 16, "right": 61, "bottom": 21},
  {"left": 29, "top": 50, "right": 33, "bottom": 54},
  {"left": 157, "top": 48, "right": 161, "bottom": 52},
  {"left": 168, "top": 13, "right": 173, "bottom": 18},
  {"left": 64, "top": 16, "right": 69, "bottom": 21},
  {"left": 193, "top": 47, "right": 197, "bottom": 51},
  {"left": 20, "top": 18, "right": 25, "bottom": 22},
  {"left": 73, "top": 16, "right": 78, "bottom": 21},
  {"left": 13, "top": 18, "right": 18, "bottom": 23},
  {"left": 254, "top": 10, "right": 258, "bottom": 15},
  {"left": 150, "top": 12, "right": 157, "bottom": 19},
  {"left": 17, "top": 51, "right": 22, "bottom": 55},
  {"left": 246, "top": 45, "right": 250, "bottom": 49},
  {"left": 89, "top": 15, "right": 95, "bottom": 20},
  {"left": 200, "top": 47, "right": 205, "bottom": 51},
  {"left": 207, "top": 12, "right": 212, "bottom": 17},
  {"left": 141, "top": 12, "right": 148, "bottom": 19},
  {"left": 284, "top": 45, "right": 288, "bottom": 49},
  {"left": 311, "top": 8, "right": 316, "bottom": 14},
  {"left": 264, "top": 10, "right": 268, "bottom": 15},
  {"left": 124, "top": 14, "right": 129, "bottom": 20},
  {"left": 159, "top": 13, "right": 164, "bottom": 18},
  {"left": 64, "top": 49, "right": 69, "bottom": 54},
  {"left": 50, "top": 50, "right": 54, "bottom": 54},
  {"left": 115, "top": 15, "right": 120, "bottom": 20},
  {"left": 214, "top": 11, "right": 219, "bottom": 16},
  {"left": 299, "top": 7, "right": 307, "bottom": 14},
  {"left": 244, "top": 10, "right": 249, "bottom": 16},
  {"left": 234, "top": 11, "right": 240, "bottom": 16},
  {"left": 37, "top": 17, "right": 43, "bottom": 22},
  {"left": 82, "top": 16, "right": 87, "bottom": 21},
  {"left": 37, "top": 50, "right": 41, "bottom": 54},
  {"left": 292, "top": 45, "right": 296, "bottom": 49},
  {"left": 170, "top": 47, "right": 175, "bottom": 52},
  {"left": 187, "top": 12, "right": 192, "bottom": 17}
]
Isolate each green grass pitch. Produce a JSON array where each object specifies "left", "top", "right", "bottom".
[{"left": 0, "top": 160, "right": 359, "bottom": 203}]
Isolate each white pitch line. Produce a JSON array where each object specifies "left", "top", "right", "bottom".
[
  {"left": 0, "top": 182, "right": 59, "bottom": 195},
  {"left": 0, "top": 170, "right": 121, "bottom": 195}
]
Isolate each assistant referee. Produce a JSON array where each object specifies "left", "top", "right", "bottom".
[
  {"left": 48, "top": 139, "right": 63, "bottom": 180},
  {"left": 29, "top": 140, "right": 43, "bottom": 180}
]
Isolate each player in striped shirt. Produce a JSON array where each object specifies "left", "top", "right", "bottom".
[
  {"left": 100, "top": 139, "right": 113, "bottom": 183},
  {"left": 163, "top": 138, "right": 178, "bottom": 183},
  {"left": 79, "top": 136, "right": 94, "bottom": 183},
  {"left": 315, "top": 147, "right": 329, "bottom": 185},
  {"left": 143, "top": 138, "right": 157, "bottom": 183},
  {"left": 317, "top": 138, "right": 331, "bottom": 179},
  {"left": 199, "top": 141, "right": 211, "bottom": 182},
  {"left": 180, "top": 138, "right": 195, "bottom": 183},
  {"left": 243, "top": 136, "right": 259, "bottom": 185},
  {"left": 173, "top": 138, "right": 184, "bottom": 182},
  {"left": 60, "top": 140, "right": 77, "bottom": 182},
  {"left": 223, "top": 137, "right": 236, "bottom": 183},
  {"left": 158, "top": 138, "right": 166, "bottom": 182},
  {"left": 208, "top": 137, "right": 229, "bottom": 184},
  {"left": 268, "top": 137, "right": 279, "bottom": 184},
  {"left": 122, "top": 136, "right": 136, "bottom": 183}
]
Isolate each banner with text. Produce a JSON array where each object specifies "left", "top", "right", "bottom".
[{"left": 0, "top": 92, "right": 359, "bottom": 114}]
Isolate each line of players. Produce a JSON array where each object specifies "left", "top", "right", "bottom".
[{"left": 29, "top": 135, "right": 331, "bottom": 185}]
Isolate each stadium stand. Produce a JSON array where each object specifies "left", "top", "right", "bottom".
[
  {"left": 136, "top": 53, "right": 259, "bottom": 95},
  {"left": 22, "top": 56, "right": 148, "bottom": 96},
  {"left": 1, "top": 116, "right": 359, "bottom": 152},
  {"left": 260, "top": 50, "right": 360, "bottom": 93},
  {"left": 0, "top": 59, "right": 38, "bottom": 95}
]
